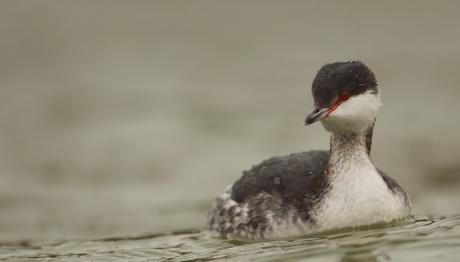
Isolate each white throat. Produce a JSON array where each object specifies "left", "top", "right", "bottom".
[{"left": 313, "top": 130, "right": 409, "bottom": 230}]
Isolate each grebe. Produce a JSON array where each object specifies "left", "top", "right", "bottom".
[{"left": 207, "top": 61, "right": 411, "bottom": 240}]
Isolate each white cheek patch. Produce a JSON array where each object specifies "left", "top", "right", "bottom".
[
  {"left": 333, "top": 91, "right": 382, "bottom": 119},
  {"left": 322, "top": 91, "right": 382, "bottom": 133}
]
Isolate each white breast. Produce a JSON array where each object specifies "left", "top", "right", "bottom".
[{"left": 313, "top": 158, "right": 410, "bottom": 231}]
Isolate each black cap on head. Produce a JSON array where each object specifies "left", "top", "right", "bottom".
[{"left": 311, "top": 61, "right": 378, "bottom": 108}]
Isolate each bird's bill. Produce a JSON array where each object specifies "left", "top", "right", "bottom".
[{"left": 304, "top": 106, "right": 329, "bottom": 125}]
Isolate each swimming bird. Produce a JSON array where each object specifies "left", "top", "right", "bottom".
[{"left": 207, "top": 61, "right": 411, "bottom": 240}]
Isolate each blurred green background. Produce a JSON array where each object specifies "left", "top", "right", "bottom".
[{"left": 0, "top": 1, "right": 459, "bottom": 241}]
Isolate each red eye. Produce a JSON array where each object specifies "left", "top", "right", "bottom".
[{"left": 340, "top": 93, "right": 349, "bottom": 101}]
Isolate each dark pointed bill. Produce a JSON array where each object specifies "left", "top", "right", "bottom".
[{"left": 304, "top": 106, "right": 329, "bottom": 125}]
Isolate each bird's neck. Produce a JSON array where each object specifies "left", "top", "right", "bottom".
[{"left": 327, "top": 123, "right": 375, "bottom": 174}]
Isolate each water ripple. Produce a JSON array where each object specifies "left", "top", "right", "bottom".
[{"left": 1, "top": 216, "right": 460, "bottom": 261}]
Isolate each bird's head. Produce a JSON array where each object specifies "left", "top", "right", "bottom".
[{"left": 305, "top": 61, "right": 381, "bottom": 134}]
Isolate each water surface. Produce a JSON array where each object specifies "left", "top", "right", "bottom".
[{"left": 1, "top": 216, "right": 459, "bottom": 261}]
